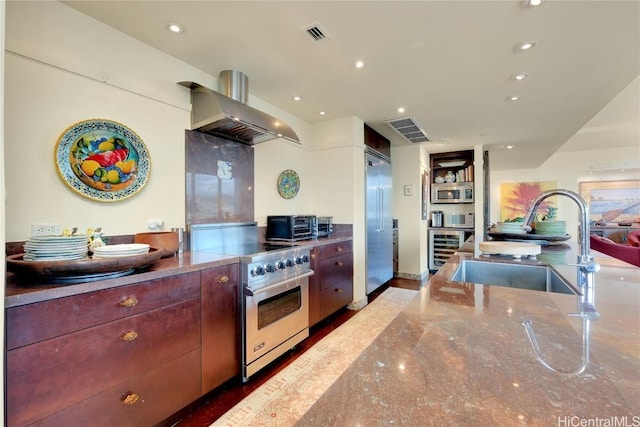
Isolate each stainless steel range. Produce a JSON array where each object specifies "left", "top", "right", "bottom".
[{"left": 190, "top": 222, "right": 313, "bottom": 382}]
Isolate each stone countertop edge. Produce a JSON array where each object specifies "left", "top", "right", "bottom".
[{"left": 4, "top": 236, "right": 353, "bottom": 308}]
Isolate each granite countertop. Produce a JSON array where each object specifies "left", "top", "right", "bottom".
[
  {"left": 297, "top": 244, "right": 640, "bottom": 426},
  {"left": 4, "top": 235, "right": 353, "bottom": 308}
]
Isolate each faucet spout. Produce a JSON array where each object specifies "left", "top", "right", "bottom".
[
  {"left": 522, "top": 189, "right": 590, "bottom": 260},
  {"left": 522, "top": 189, "right": 599, "bottom": 318}
]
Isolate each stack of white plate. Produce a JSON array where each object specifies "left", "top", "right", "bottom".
[
  {"left": 24, "top": 235, "right": 90, "bottom": 262},
  {"left": 92, "top": 243, "right": 150, "bottom": 259}
]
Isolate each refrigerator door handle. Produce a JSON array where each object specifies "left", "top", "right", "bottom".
[
  {"left": 375, "top": 187, "right": 380, "bottom": 231},
  {"left": 379, "top": 188, "right": 384, "bottom": 231}
]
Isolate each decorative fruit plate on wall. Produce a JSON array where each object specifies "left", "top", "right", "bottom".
[{"left": 55, "top": 119, "right": 151, "bottom": 202}]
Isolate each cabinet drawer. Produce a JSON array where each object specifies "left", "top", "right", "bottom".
[
  {"left": 319, "top": 241, "right": 352, "bottom": 259},
  {"left": 7, "top": 271, "right": 200, "bottom": 350},
  {"left": 319, "top": 252, "right": 353, "bottom": 291},
  {"left": 7, "top": 299, "right": 200, "bottom": 427},
  {"left": 29, "top": 349, "right": 201, "bottom": 427},
  {"left": 319, "top": 280, "right": 353, "bottom": 319}
]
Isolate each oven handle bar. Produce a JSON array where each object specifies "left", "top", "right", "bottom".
[{"left": 244, "top": 269, "right": 315, "bottom": 296}]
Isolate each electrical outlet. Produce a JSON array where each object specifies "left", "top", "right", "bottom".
[
  {"left": 147, "top": 219, "right": 165, "bottom": 230},
  {"left": 31, "top": 223, "right": 61, "bottom": 236}
]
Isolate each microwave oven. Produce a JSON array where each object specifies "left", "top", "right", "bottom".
[
  {"left": 266, "top": 215, "right": 316, "bottom": 241},
  {"left": 444, "top": 212, "right": 474, "bottom": 228},
  {"left": 431, "top": 182, "right": 474, "bottom": 204}
]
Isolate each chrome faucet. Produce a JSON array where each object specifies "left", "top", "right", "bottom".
[{"left": 522, "top": 189, "right": 600, "bottom": 320}]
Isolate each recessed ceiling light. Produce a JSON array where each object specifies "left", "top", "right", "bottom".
[
  {"left": 507, "top": 96, "right": 521, "bottom": 101},
  {"left": 505, "top": 145, "right": 514, "bottom": 149},
  {"left": 522, "top": 0, "right": 543, "bottom": 6},
  {"left": 355, "top": 60, "right": 365, "bottom": 68},
  {"left": 166, "top": 21, "right": 186, "bottom": 34},
  {"left": 397, "top": 107, "right": 405, "bottom": 113},
  {"left": 512, "top": 73, "right": 528, "bottom": 81},
  {"left": 292, "top": 96, "right": 301, "bottom": 101},
  {"left": 515, "top": 41, "right": 537, "bottom": 51},
  {"left": 319, "top": 111, "right": 326, "bottom": 115}
]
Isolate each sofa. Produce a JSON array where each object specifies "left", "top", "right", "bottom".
[
  {"left": 627, "top": 230, "right": 640, "bottom": 247},
  {"left": 590, "top": 233, "right": 640, "bottom": 267}
]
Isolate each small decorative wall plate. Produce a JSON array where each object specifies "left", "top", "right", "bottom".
[
  {"left": 55, "top": 119, "right": 151, "bottom": 202},
  {"left": 277, "top": 169, "right": 300, "bottom": 199}
]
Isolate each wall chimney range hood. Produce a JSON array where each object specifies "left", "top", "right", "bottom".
[{"left": 179, "top": 70, "right": 300, "bottom": 145}]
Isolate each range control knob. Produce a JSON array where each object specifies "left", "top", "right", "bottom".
[
  {"left": 265, "top": 263, "right": 277, "bottom": 273},
  {"left": 252, "top": 265, "right": 265, "bottom": 276},
  {"left": 301, "top": 254, "right": 310, "bottom": 263},
  {"left": 277, "top": 260, "right": 286, "bottom": 270},
  {"left": 295, "top": 256, "right": 303, "bottom": 265},
  {"left": 286, "top": 258, "right": 295, "bottom": 267}
]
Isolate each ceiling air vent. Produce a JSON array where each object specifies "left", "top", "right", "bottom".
[
  {"left": 385, "top": 117, "right": 430, "bottom": 143},
  {"left": 302, "top": 22, "right": 331, "bottom": 42}
]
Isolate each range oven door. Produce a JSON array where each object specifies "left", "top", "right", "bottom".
[{"left": 242, "top": 270, "right": 314, "bottom": 381}]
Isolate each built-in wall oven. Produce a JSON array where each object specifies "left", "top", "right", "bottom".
[{"left": 190, "top": 222, "right": 313, "bottom": 382}]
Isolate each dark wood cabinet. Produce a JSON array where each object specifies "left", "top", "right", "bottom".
[
  {"left": 364, "top": 123, "right": 391, "bottom": 159},
  {"left": 29, "top": 350, "right": 202, "bottom": 427},
  {"left": 308, "top": 249, "right": 322, "bottom": 326},
  {"left": 309, "top": 241, "right": 354, "bottom": 326},
  {"left": 6, "top": 272, "right": 202, "bottom": 427},
  {"left": 201, "top": 264, "right": 241, "bottom": 393}
]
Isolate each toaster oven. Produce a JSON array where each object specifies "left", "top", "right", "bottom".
[
  {"left": 315, "top": 216, "right": 333, "bottom": 237},
  {"left": 266, "top": 215, "right": 316, "bottom": 241}
]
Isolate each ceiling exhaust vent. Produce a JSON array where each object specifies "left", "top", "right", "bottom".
[
  {"left": 302, "top": 22, "right": 331, "bottom": 42},
  {"left": 385, "top": 117, "right": 430, "bottom": 143}
]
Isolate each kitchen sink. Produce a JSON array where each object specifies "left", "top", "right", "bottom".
[{"left": 450, "top": 259, "right": 578, "bottom": 295}]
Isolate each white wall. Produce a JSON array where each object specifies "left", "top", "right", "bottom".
[
  {"left": 391, "top": 144, "right": 430, "bottom": 279},
  {"left": 3, "top": 1, "right": 314, "bottom": 241},
  {"left": 309, "top": 117, "right": 367, "bottom": 304}
]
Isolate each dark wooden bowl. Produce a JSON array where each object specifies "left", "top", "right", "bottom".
[{"left": 6, "top": 247, "right": 163, "bottom": 283}]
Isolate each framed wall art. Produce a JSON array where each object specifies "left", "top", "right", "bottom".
[
  {"left": 579, "top": 180, "right": 640, "bottom": 223},
  {"left": 55, "top": 119, "right": 151, "bottom": 202},
  {"left": 500, "top": 181, "right": 557, "bottom": 222}
]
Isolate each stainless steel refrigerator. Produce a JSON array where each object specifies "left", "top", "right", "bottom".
[{"left": 366, "top": 151, "right": 393, "bottom": 294}]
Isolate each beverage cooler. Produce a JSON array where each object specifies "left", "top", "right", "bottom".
[{"left": 429, "top": 228, "right": 474, "bottom": 271}]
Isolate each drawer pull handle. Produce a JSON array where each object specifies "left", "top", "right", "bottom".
[
  {"left": 336, "top": 247, "right": 343, "bottom": 252},
  {"left": 217, "top": 275, "right": 230, "bottom": 283},
  {"left": 122, "top": 393, "right": 140, "bottom": 405},
  {"left": 311, "top": 253, "right": 316, "bottom": 259},
  {"left": 336, "top": 261, "right": 343, "bottom": 267},
  {"left": 120, "top": 296, "right": 138, "bottom": 307},
  {"left": 335, "top": 288, "right": 343, "bottom": 293},
  {"left": 122, "top": 331, "right": 138, "bottom": 342}
]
